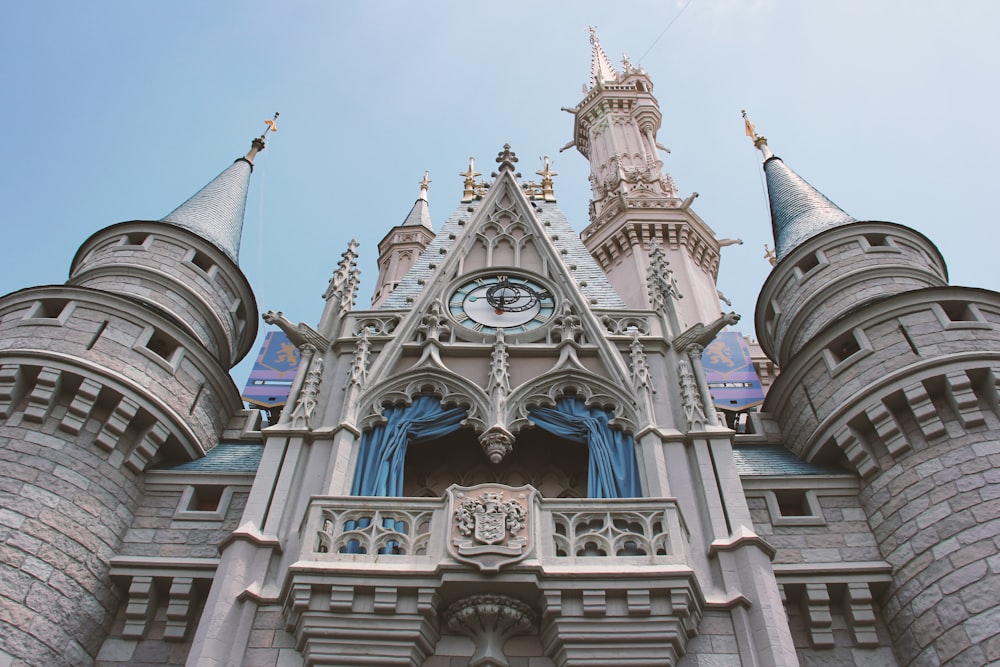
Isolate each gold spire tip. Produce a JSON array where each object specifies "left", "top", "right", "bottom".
[
  {"left": 418, "top": 171, "right": 431, "bottom": 201},
  {"left": 742, "top": 109, "right": 772, "bottom": 160}
]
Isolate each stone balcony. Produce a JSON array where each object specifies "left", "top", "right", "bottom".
[{"left": 283, "top": 485, "right": 703, "bottom": 666}]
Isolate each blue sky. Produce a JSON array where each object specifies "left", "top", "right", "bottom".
[{"left": 4, "top": 1, "right": 998, "bottom": 388}]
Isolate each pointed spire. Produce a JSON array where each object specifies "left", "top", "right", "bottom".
[
  {"left": 401, "top": 172, "right": 433, "bottom": 230},
  {"left": 161, "top": 132, "right": 267, "bottom": 263},
  {"left": 588, "top": 26, "right": 618, "bottom": 88},
  {"left": 745, "top": 112, "right": 856, "bottom": 261}
]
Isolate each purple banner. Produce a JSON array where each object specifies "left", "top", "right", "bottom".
[
  {"left": 702, "top": 332, "right": 765, "bottom": 412},
  {"left": 241, "top": 331, "right": 300, "bottom": 408}
]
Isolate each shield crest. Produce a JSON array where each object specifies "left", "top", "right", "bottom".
[{"left": 447, "top": 484, "right": 536, "bottom": 572}]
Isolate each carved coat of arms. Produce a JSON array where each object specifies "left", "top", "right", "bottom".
[{"left": 447, "top": 484, "right": 535, "bottom": 572}]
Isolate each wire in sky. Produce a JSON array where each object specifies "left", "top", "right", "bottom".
[{"left": 636, "top": 0, "right": 699, "bottom": 64}]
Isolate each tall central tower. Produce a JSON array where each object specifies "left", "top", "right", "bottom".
[{"left": 568, "top": 29, "right": 726, "bottom": 328}]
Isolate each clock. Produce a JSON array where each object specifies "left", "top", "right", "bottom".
[{"left": 449, "top": 274, "right": 555, "bottom": 334}]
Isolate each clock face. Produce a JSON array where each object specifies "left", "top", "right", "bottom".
[{"left": 449, "top": 274, "right": 555, "bottom": 334}]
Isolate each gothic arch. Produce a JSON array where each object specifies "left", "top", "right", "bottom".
[
  {"left": 356, "top": 367, "right": 490, "bottom": 433},
  {"left": 507, "top": 369, "right": 639, "bottom": 435}
]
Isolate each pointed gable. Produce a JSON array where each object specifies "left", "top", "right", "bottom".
[{"left": 380, "top": 170, "right": 624, "bottom": 310}]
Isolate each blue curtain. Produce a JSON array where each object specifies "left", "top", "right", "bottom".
[
  {"left": 528, "top": 396, "right": 640, "bottom": 498},
  {"left": 351, "top": 395, "right": 468, "bottom": 497}
]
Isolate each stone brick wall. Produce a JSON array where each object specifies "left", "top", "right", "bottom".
[
  {"left": 0, "top": 287, "right": 242, "bottom": 453},
  {"left": 757, "top": 222, "right": 947, "bottom": 366},
  {"left": 676, "top": 610, "right": 741, "bottom": 666},
  {"left": 119, "top": 485, "right": 249, "bottom": 559},
  {"left": 0, "top": 415, "right": 142, "bottom": 665},
  {"left": 860, "top": 432, "right": 1000, "bottom": 665},
  {"left": 746, "top": 481, "right": 881, "bottom": 565},
  {"left": 70, "top": 222, "right": 257, "bottom": 367}
]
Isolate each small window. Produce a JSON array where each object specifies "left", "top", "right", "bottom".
[
  {"left": 822, "top": 328, "right": 871, "bottom": 375},
  {"left": 123, "top": 232, "right": 150, "bottom": 247},
  {"left": 941, "top": 301, "right": 975, "bottom": 322},
  {"left": 23, "top": 298, "right": 73, "bottom": 324},
  {"left": 829, "top": 331, "right": 861, "bottom": 364},
  {"left": 189, "top": 250, "right": 215, "bottom": 274},
  {"left": 174, "top": 485, "right": 234, "bottom": 521},
  {"left": 932, "top": 301, "right": 988, "bottom": 330},
  {"left": 188, "top": 485, "right": 224, "bottom": 512},
  {"left": 765, "top": 489, "right": 825, "bottom": 526},
  {"left": 797, "top": 253, "right": 820, "bottom": 275},
  {"left": 146, "top": 331, "right": 179, "bottom": 361},
  {"left": 136, "top": 327, "right": 183, "bottom": 371}
]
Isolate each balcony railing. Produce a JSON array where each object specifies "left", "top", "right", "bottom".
[{"left": 300, "top": 488, "right": 689, "bottom": 571}]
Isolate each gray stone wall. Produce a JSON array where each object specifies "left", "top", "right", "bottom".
[
  {"left": 676, "top": 611, "right": 741, "bottom": 666},
  {"left": 70, "top": 223, "right": 257, "bottom": 367},
  {"left": 757, "top": 223, "right": 947, "bottom": 366},
  {"left": 120, "top": 486, "right": 249, "bottom": 559},
  {"left": 746, "top": 481, "right": 881, "bottom": 565},
  {"left": 0, "top": 413, "right": 142, "bottom": 665},
  {"left": 0, "top": 287, "right": 242, "bottom": 454},
  {"left": 860, "top": 432, "right": 1000, "bottom": 665}
]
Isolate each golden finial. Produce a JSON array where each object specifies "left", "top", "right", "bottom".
[
  {"left": 263, "top": 112, "right": 279, "bottom": 139},
  {"left": 742, "top": 109, "right": 773, "bottom": 160},
  {"left": 764, "top": 243, "right": 777, "bottom": 267},
  {"left": 418, "top": 171, "right": 431, "bottom": 202},
  {"left": 536, "top": 156, "right": 558, "bottom": 202},
  {"left": 459, "top": 157, "right": 482, "bottom": 203},
  {"left": 244, "top": 112, "right": 279, "bottom": 165}
]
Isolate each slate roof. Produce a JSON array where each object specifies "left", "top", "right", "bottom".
[
  {"left": 158, "top": 442, "right": 263, "bottom": 474},
  {"left": 764, "top": 156, "right": 856, "bottom": 261},
  {"left": 401, "top": 198, "right": 433, "bottom": 230},
  {"left": 733, "top": 445, "right": 847, "bottom": 476},
  {"left": 161, "top": 157, "right": 252, "bottom": 263},
  {"left": 380, "top": 198, "right": 625, "bottom": 310}
]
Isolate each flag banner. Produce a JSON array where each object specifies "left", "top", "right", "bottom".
[
  {"left": 702, "top": 332, "right": 766, "bottom": 411},
  {"left": 241, "top": 331, "right": 300, "bottom": 408}
]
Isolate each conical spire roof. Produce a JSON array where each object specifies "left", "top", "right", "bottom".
[
  {"left": 161, "top": 138, "right": 263, "bottom": 263},
  {"left": 401, "top": 171, "right": 433, "bottom": 230},
  {"left": 764, "top": 156, "right": 856, "bottom": 260},
  {"left": 588, "top": 27, "right": 618, "bottom": 87},
  {"left": 744, "top": 115, "right": 855, "bottom": 261}
]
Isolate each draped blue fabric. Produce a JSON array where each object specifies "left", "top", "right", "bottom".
[
  {"left": 351, "top": 395, "right": 468, "bottom": 497},
  {"left": 528, "top": 396, "right": 640, "bottom": 498}
]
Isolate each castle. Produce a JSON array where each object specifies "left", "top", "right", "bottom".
[{"left": 2, "top": 32, "right": 998, "bottom": 667}]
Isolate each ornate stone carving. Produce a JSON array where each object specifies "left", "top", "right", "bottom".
[
  {"left": 261, "top": 311, "right": 330, "bottom": 350},
  {"left": 646, "top": 240, "right": 682, "bottom": 316},
  {"left": 442, "top": 594, "right": 538, "bottom": 667},
  {"left": 478, "top": 427, "right": 514, "bottom": 464},
  {"left": 448, "top": 484, "right": 535, "bottom": 572},
  {"left": 322, "top": 239, "right": 360, "bottom": 315},
  {"left": 345, "top": 328, "right": 370, "bottom": 390},
  {"left": 672, "top": 312, "right": 741, "bottom": 352},
  {"left": 289, "top": 346, "right": 322, "bottom": 429},
  {"left": 488, "top": 329, "right": 510, "bottom": 398},
  {"left": 678, "top": 356, "right": 706, "bottom": 431},
  {"left": 352, "top": 315, "right": 399, "bottom": 336},
  {"left": 418, "top": 299, "right": 451, "bottom": 343},
  {"left": 551, "top": 302, "right": 583, "bottom": 344},
  {"left": 629, "top": 328, "right": 654, "bottom": 393},
  {"left": 601, "top": 314, "right": 650, "bottom": 335}
]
